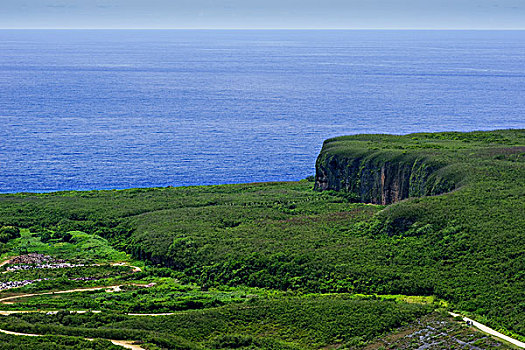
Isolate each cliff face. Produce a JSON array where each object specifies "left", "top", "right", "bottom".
[{"left": 314, "top": 152, "right": 455, "bottom": 205}]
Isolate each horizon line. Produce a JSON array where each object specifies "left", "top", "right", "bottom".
[{"left": 1, "top": 27, "right": 525, "bottom": 31}]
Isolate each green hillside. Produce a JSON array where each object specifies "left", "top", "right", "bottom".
[
  {"left": 314, "top": 129, "right": 525, "bottom": 337},
  {"left": 0, "top": 129, "right": 523, "bottom": 346}
]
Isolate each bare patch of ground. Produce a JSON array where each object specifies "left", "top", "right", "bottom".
[{"left": 354, "top": 312, "right": 513, "bottom": 350}]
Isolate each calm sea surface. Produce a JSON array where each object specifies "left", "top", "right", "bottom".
[{"left": 0, "top": 30, "right": 524, "bottom": 193}]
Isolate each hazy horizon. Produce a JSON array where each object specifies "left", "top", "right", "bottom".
[
  {"left": 2, "top": 28, "right": 525, "bottom": 31},
  {"left": 1, "top": 0, "right": 524, "bottom": 30}
]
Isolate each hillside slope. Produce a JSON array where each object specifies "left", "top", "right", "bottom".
[
  {"left": 0, "top": 129, "right": 523, "bottom": 340},
  {"left": 314, "top": 129, "right": 525, "bottom": 337}
]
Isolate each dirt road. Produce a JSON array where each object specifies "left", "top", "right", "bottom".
[
  {"left": 2, "top": 261, "right": 142, "bottom": 274},
  {"left": 0, "top": 326, "right": 144, "bottom": 349},
  {"left": 0, "top": 285, "right": 122, "bottom": 303},
  {"left": 449, "top": 312, "right": 525, "bottom": 349},
  {"left": 5, "top": 254, "right": 521, "bottom": 349},
  {"left": 0, "top": 257, "right": 12, "bottom": 269},
  {"left": 2, "top": 289, "right": 524, "bottom": 349}
]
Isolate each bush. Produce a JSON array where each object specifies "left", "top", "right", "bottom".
[{"left": 0, "top": 226, "right": 20, "bottom": 243}]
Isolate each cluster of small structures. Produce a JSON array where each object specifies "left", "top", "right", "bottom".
[
  {"left": 0, "top": 254, "right": 79, "bottom": 291},
  {"left": 0, "top": 278, "right": 49, "bottom": 291},
  {"left": 71, "top": 277, "right": 98, "bottom": 281},
  {"left": 6, "top": 262, "right": 89, "bottom": 272},
  {"left": 1, "top": 254, "right": 88, "bottom": 274},
  {"left": 7, "top": 253, "right": 63, "bottom": 265},
  {"left": 0, "top": 254, "right": 138, "bottom": 293}
]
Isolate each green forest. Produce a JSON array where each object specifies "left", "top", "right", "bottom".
[{"left": 0, "top": 129, "right": 523, "bottom": 349}]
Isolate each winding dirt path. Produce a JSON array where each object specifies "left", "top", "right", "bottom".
[
  {"left": 0, "top": 310, "right": 102, "bottom": 315},
  {"left": 2, "top": 287, "right": 524, "bottom": 349},
  {"left": 0, "top": 327, "right": 144, "bottom": 349},
  {"left": 449, "top": 312, "right": 525, "bottom": 349},
  {"left": 0, "top": 258, "right": 146, "bottom": 347},
  {"left": 1, "top": 261, "right": 142, "bottom": 275},
  {"left": 5, "top": 255, "right": 521, "bottom": 350},
  {"left": 0, "top": 328, "right": 40, "bottom": 337},
  {"left": 111, "top": 262, "right": 142, "bottom": 272},
  {"left": 0, "top": 257, "right": 13, "bottom": 269},
  {"left": 0, "top": 288, "right": 144, "bottom": 349},
  {"left": 0, "top": 285, "right": 122, "bottom": 303}
]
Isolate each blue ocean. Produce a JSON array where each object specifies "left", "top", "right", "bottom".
[{"left": 0, "top": 30, "right": 524, "bottom": 193}]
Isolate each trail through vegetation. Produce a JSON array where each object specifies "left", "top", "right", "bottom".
[
  {"left": 0, "top": 326, "right": 145, "bottom": 350},
  {"left": 448, "top": 312, "right": 525, "bottom": 349}
]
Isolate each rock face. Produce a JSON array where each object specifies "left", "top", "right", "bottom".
[{"left": 314, "top": 152, "right": 455, "bottom": 205}]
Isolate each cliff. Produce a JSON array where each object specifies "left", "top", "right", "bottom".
[{"left": 314, "top": 134, "right": 466, "bottom": 204}]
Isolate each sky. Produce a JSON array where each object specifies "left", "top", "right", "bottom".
[{"left": 1, "top": 0, "right": 524, "bottom": 29}]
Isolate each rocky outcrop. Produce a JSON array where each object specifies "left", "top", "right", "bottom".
[{"left": 314, "top": 151, "right": 456, "bottom": 205}]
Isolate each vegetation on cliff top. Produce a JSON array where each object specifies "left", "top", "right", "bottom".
[{"left": 314, "top": 129, "right": 525, "bottom": 337}]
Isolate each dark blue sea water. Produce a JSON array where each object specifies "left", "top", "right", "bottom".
[{"left": 1, "top": 30, "right": 524, "bottom": 193}]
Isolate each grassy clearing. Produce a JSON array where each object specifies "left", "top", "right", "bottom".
[{"left": 5, "top": 229, "right": 130, "bottom": 263}]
